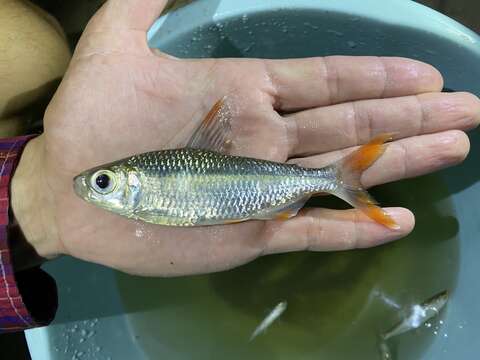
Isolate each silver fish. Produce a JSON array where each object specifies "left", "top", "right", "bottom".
[
  {"left": 250, "top": 301, "right": 287, "bottom": 341},
  {"left": 378, "top": 337, "right": 393, "bottom": 360},
  {"left": 382, "top": 290, "right": 449, "bottom": 340},
  {"left": 73, "top": 98, "right": 397, "bottom": 228}
]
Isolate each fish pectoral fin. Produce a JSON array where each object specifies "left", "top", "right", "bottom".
[
  {"left": 255, "top": 196, "right": 310, "bottom": 221},
  {"left": 186, "top": 96, "right": 234, "bottom": 154}
]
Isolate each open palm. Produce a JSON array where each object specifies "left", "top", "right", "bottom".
[{"left": 25, "top": 0, "right": 479, "bottom": 275}]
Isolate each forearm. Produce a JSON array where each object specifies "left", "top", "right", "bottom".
[
  {"left": 11, "top": 136, "right": 60, "bottom": 266},
  {"left": 0, "top": 135, "right": 58, "bottom": 332}
]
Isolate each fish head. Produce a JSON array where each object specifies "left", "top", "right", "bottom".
[
  {"left": 73, "top": 162, "right": 142, "bottom": 216},
  {"left": 423, "top": 290, "right": 449, "bottom": 314}
]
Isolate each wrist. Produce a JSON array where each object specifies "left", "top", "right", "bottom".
[{"left": 11, "top": 136, "right": 60, "bottom": 261}]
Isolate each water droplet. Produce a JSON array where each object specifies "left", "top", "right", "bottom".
[
  {"left": 87, "top": 330, "right": 95, "bottom": 338},
  {"left": 79, "top": 338, "right": 85, "bottom": 343},
  {"left": 80, "top": 329, "right": 87, "bottom": 336},
  {"left": 95, "top": 346, "right": 101, "bottom": 352},
  {"left": 242, "top": 14, "right": 248, "bottom": 23},
  {"left": 54, "top": 347, "right": 59, "bottom": 352},
  {"left": 425, "top": 322, "right": 432, "bottom": 328},
  {"left": 77, "top": 351, "right": 84, "bottom": 357},
  {"left": 443, "top": 333, "right": 448, "bottom": 338}
]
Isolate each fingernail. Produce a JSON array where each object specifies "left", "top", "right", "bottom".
[
  {"left": 383, "top": 208, "right": 403, "bottom": 231},
  {"left": 437, "top": 133, "right": 459, "bottom": 146}
]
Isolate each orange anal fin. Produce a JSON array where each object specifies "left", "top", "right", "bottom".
[
  {"left": 223, "top": 219, "right": 247, "bottom": 224},
  {"left": 345, "top": 133, "right": 394, "bottom": 173},
  {"left": 363, "top": 205, "right": 399, "bottom": 230},
  {"left": 255, "top": 197, "right": 310, "bottom": 221},
  {"left": 274, "top": 209, "right": 298, "bottom": 221}
]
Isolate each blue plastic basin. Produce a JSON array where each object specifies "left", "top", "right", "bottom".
[{"left": 26, "top": 1, "right": 480, "bottom": 359}]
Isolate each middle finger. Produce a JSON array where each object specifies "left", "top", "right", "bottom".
[{"left": 285, "top": 91, "right": 480, "bottom": 157}]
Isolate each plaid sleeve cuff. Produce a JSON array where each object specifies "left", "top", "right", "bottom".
[{"left": 0, "top": 136, "right": 57, "bottom": 332}]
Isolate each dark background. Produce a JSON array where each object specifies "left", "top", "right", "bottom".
[{"left": 2, "top": 0, "right": 478, "bottom": 359}]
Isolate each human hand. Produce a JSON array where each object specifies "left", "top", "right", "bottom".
[{"left": 11, "top": 0, "right": 480, "bottom": 275}]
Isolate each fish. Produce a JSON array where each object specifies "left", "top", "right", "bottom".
[
  {"left": 381, "top": 290, "right": 449, "bottom": 341},
  {"left": 73, "top": 97, "right": 398, "bottom": 228},
  {"left": 378, "top": 337, "right": 393, "bottom": 360},
  {"left": 249, "top": 301, "right": 287, "bottom": 341},
  {"left": 375, "top": 290, "right": 449, "bottom": 360}
]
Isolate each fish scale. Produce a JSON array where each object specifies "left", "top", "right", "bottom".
[{"left": 121, "top": 148, "right": 334, "bottom": 226}]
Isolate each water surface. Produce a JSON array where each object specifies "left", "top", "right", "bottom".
[{"left": 117, "top": 174, "right": 459, "bottom": 360}]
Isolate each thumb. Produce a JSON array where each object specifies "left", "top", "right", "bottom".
[{"left": 89, "top": 0, "right": 169, "bottom": 32}]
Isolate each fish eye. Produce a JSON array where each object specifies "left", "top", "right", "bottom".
[{"left": 90, "top": 170, "right": 116, "bottom": 194}]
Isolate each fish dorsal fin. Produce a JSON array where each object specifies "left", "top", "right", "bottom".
[{"left": 186, "top": 96, "right": 233, "bottom": 154}]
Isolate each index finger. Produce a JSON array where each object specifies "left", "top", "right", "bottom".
[{"left": 264, "top": 56, "right": 443, "bottom": 111}]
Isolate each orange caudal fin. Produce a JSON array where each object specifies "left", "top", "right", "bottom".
[
  {"left": 333, "top": 133, "right": 399, "bottom": 230},
  {"left": 340, "top": 188, "right": 400, "bottom": 230},
  {"left": 365, "top": 206, "right": 399, "bottom": 230},
  {"left": 341, "top": 133, "right": 394, "bottom": 181}
]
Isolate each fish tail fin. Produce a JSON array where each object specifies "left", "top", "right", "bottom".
[{"left": 332, "top": 133, "right": 399, "bottom": 230}]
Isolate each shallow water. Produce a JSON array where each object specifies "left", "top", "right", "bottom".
[{"left": 116, "top": 174, "right": 459, "bottom": 360}]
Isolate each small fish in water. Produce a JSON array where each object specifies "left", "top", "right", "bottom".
[
  {"left": 382, "top": 290, "right": 449, "bottom": 341},
  {"left": 376, "top": 290, "right": 449, "bottom": 360},
  {"left": 73, "top": 97, "right": 398, "bottom": 228},
  {"left": 249, "top": 301, "right": 287, "bottom": 341},
  {"left": 378, "top": 337, "right": 393, "bottom": 360}
]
